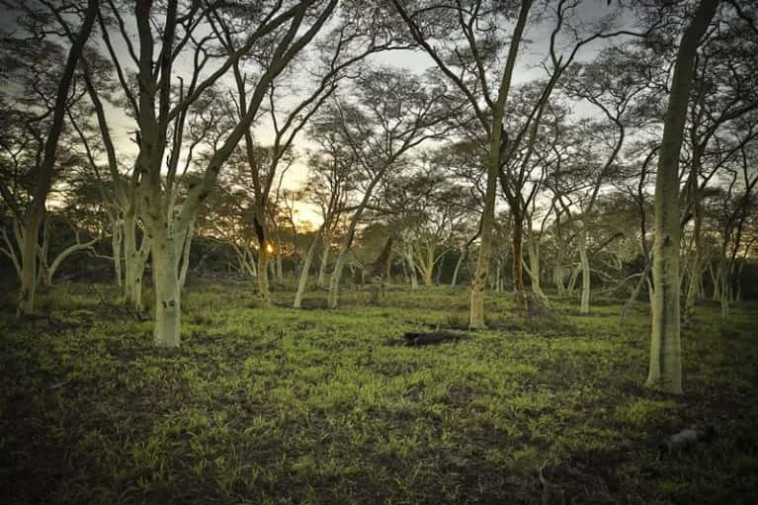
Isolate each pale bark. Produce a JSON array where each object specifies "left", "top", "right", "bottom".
[
  {"left": 577, "top": 222, "right": 591, "bottom": 315},
  {"left": 111, "top": 217, "right": 123, "bottom": 288},
  {"left": 317, "top": 236, "right": 330, "bottom": 287},
  {"left": 451, "top": 248, "right": 466, "bottom": 288},
  {"left": 152, "top": 235, "right": 181, "bottom": 348},
  {"left": 525, "top": 239, "right": 550, "bottom": 308},
  {"left": 294, "top": 229, "right": 321, "bottom": 308},
  {"left": 646, "top": 0, "right": 718, "bottom": 394}
]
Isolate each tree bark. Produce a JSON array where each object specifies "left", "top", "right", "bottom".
[
  {"left": 646, "top": 0, "right": 718, "bottom": 394},
  {"left": 577, "top": 221, "right": 591, "bottom": 315},
  {"left": 152, "top": 234, "right": 181, "bottom": 347},
  {"left": 294, "top": 229, "right": 321, "bottom": 308}
]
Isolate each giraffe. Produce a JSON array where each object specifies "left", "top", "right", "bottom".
[{"left": 354, "top": 237, "right": 393, "bottom": 302}]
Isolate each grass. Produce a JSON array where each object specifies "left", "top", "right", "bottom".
[{"left": 1, "top": 281, "right": 757, "bottom": 504}]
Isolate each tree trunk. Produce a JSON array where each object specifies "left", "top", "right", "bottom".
[
  {"left": 111, "top": 217, "right": 123, "bottom": 288},
  {"left": 646, "top": 0, "right": 717, "bottom": 394},
  {"left": 435, "top": 252, "right": 445, "bottom": 285},
  {"left": 317, "top": 234, "right": 330, "bottom": 287},
  {"left": 294, "top": 230, "right": 320, "bottom": 308},
  {"left": 421, "top": 246, "right": 434, "bottom": 286},
  {"left": 683, "top": 177, "right": 703, "bottom": 326},
  {"left": 152, "top": 235, "right": 181, "bottom": 348},
  {"left": 620, "top": 255, "right": 652, "bottom": 325},
  {"left": 258, "top": 245, "right": 271, "bottom": 306},
  {"left": 179, "top": 219, "right": 194, "bottom": 290},
  {"left": 123, "top": 211, "right": 148, "bottom": 310},
  {"left": 512, "top": 213, "right": 527, "bottom": 317},
  {"left": 527, "top": 239, "right": 550, "bottom": 308},
  {"left": 451, "top": 248, "right": 466, "bottom": 288},
  {"left": 327, "top": 247, "right": 350, "bottom": 309},
  {"left": 577, "top": 222, "right": 591, "bottom": 315}
]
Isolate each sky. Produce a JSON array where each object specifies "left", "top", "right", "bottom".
[{"left": 1, "top": 0, "right": 639, "bottom": 227}]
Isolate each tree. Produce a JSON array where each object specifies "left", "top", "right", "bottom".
[
  {"left": 645, "top": 0, "right": 719, "bottom": 394},
  {"left": 0, "top": 0, "right": 99, "bottom": 314},
  {"left": 317, "top": 67, "right": 458, "bottom": 308}
]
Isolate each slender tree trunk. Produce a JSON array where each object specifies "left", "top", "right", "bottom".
[
  {"left": 451, "top": 248, "right": 466, "bottom": 288},
  {"left": 258, "top": 245, "right": 271, "bottom": 306},
  {"left": 179, "top": 219, "right": 194, "bottom": 290},
  {"left": 620, "top": 255, "right": 652, "bottom": 325},
  {"left": 578, "top": 222, "right": 591, "bottom": 315},
  {"left": 317, "top": 234, "right": 330, "bottom": 287},
  {"left": 327, "top": 247, "right": 350, "bottom": 308},
  {"left": 111, "top": 217, "right": 123, "bottom": 288},
  {"left": 435, "top": 252, "right": 445, "bottom": 285},
  {"left": 294, "top": 230, "right": 320, "bottom": 308},
  {"left": 527, "top": 239, "right": 549, "bottom": 307},
  {"left": 421, "top": 246, "right": 434, "bottom": 286},
  {"left": 646, "top": 0, "right": 718, "bottom": 394},
  {"left": 512, "top": 214, "right": 527, "bottom": 316},
  {"left": 123, "top": 211, "right": 147, "bottom": 310},
  {"left": 683, "top": 181, "right": 703, "bottom": 326}
]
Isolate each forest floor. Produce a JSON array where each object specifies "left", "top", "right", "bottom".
[{"left": 1, "top": 281, "right": 757, "bottom": 505}]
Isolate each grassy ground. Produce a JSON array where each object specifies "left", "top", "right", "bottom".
[{"left": 1, "top": 281, "right": 757, "bottom": 504}]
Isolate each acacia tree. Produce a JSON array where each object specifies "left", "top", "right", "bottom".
[
  {"left": 212, "top": 0, "right": 411, "bottom": 306},
  {"left": 94, "top": 0, "right": 339, "bottom": 347},
  {"left": 318, "top": 67, "right": 459, "bottom": 308},
  {"left": 645, "top": 0, "right": 719, "bottom": 394},
  {"left": 390, "top": 0, "right": 532, "bottom": 326},
  {"left": 0, "top": 0, "right": 99, "bottom": 314},
  {"left": 293, "top": 128, "right": 356, "bottom": 308},
  {"left": 678, "top": 13, "right": 758, "bottom": 326}
]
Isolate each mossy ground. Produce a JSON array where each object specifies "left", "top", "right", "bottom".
[{"left": 1, "top": 282, "right": 757, "bottom": 504}]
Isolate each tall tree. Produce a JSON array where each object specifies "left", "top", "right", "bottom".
[
  {"left": 646, "top": 0, "right": 719, "bottom": 394},
  {"left": 0, "top": 0, "right": 99, "bottom": 314}
]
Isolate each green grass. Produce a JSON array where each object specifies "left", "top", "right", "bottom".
[{"left": 1, "top": 282, "right": 757, "bottom": 504}]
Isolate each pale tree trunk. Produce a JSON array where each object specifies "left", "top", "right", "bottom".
[
  {"left": 416, "top": 244, "right": 435, "bottom": 286},
  {"left": 111, "top": 216, "right": 123, "bottom": 288},
  {"left": 294, "top": 229, "right": 321, "bottom": 308},
  {"left": 683, "top": 178, "right": 704, "bottom": 326},
  {"left": 451, "top": 247, "right": 466, "bottom": 288},
  {"left": 275, "top": 235, "right": 284, "bottom": 283},
  {"left": 327, "top": 247, "right": 350, "bottom": 308},
  {"left": 567, "top": 262, "right": 582, "bottom": 297},
  {"left": 646, "top": 0, "right": 717, "bottom": 394},
  {"left": 407, "top": 248, "right": 418, "bottom": 289},
  {"left": 179, "top": 219, "right": 194, "bottom": 290},
  {"left": 511, "top": 213, "right": 528, "bottom": 316},
  {"left": 620, "top": 254, "right": 652, "bottom": 325},
  {"left": 577, "top": 222, "right": 591, "bottom": 315},
  {"left": 152, "top": 230, "right": 181, "bottom": 348},
  {"left": 435, "top": 252, "right": 445, "bottom": 285},
  {"left": 123, "top": 211, "right": 149, "bottom": 310},
  {"left": 526, "top": 239, "right": 549, "bottom": 308},
  {"left": 45, "top": 236, "right": 98, "bottom": 286},
  {"left": 317, "top": 236, "right": 330, "bottom": 287}
]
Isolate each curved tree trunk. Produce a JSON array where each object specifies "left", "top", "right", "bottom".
[{"left": 294, "top": 229, "right": 321, "bottom": 308}]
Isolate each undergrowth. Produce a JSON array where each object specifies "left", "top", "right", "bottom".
[{"left": 1, "top": 282, "right": 756, "bottom": 504}]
